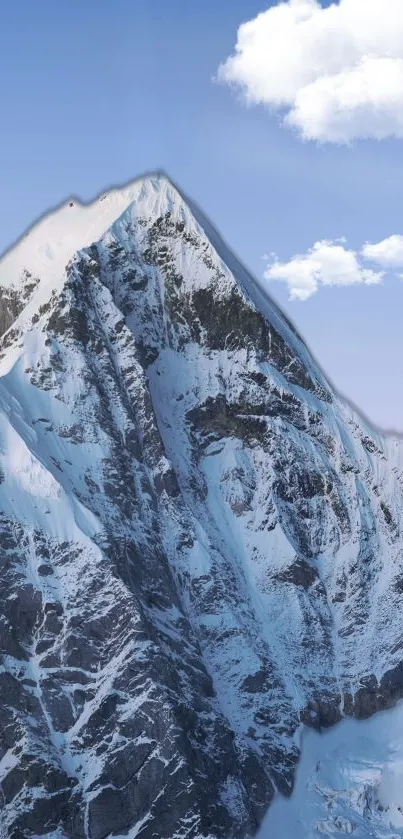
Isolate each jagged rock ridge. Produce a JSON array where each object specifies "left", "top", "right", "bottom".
[{"left": 1, "top": 173, "right": 403, "bottom": 838}]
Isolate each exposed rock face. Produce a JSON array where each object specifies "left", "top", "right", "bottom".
[
  {"left": 0, "top": 271, "right": 38, "bottom": 338},
  {"left": 1, "top": 173, "right": 403, "bottom": 838}
]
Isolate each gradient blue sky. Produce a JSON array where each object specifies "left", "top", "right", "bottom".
[{"left": 1, "top": 0, "right": 402, "bottom": 429}]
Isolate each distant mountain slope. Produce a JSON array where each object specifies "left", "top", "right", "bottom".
[{"left": 1, "top": 173, "right": 403, "bottom": 838}]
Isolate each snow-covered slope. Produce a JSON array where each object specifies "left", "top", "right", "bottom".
[
  {"left": 1, "top": 172, "right": 403, "bottom": 839},
  {"left": 260, "top": 700, "right": 403, "bottom": 838}
]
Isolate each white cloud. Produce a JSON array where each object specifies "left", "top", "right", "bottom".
[
  {"left": 265, "top": 240, "right": 383, "bottom": 299},
  {"left": 218, "top": 0, "right": 403, "bottom": 143},
  {"left": 362, "top": 234, "right": 403, "bottom": 266}
]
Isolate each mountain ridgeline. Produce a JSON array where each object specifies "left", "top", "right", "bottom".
[{"left": 1, "top": 174, "right": 403, "bottom": 838}]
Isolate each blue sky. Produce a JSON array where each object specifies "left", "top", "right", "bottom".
[{"left": 1, "top": 0, "right": 403, "bottom": 429}]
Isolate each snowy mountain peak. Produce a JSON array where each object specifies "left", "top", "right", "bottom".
[
  {"left": 0, "top": 171, "right": 180, "bottom": 292},
  {"left": 0, "top": 170, "right": 331, "bottom": 398},
  {"left": 2, "top": 176, "right": 403, "bottom": 839}
]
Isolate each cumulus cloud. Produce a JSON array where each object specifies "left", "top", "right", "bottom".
[
  {"left": 362, "top": 234, "right": 403, "bottom": 267},
  {"left": 265, "top": 240, "right": 383, "bottom": 300},
  {"left": 217, "top": 0, "right": 403, "bottom": 143}
]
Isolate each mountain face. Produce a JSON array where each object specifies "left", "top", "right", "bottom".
[{"left": 1, "top": 173, "right": 403, "bottom": 839}]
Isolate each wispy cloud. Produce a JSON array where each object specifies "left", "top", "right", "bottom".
[
  {"left": 362, "top": 234, "right": 403, "bottom": 267},
  {"left": 265, "top": 239, "right": 384, "bottom": 300},
  {"left": 218, "top": 0, "right": 403, "bottom": 144}
]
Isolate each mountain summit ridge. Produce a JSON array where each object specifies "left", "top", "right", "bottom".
[
  {"left": 0, "top": 172, "right": 182, "bottom": 290},
  {"left": 0, "top": 171, "right": 321, "bottom": 389},
  {"left": 1, "top": 175, "right": 403, "bottom": 838}
]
